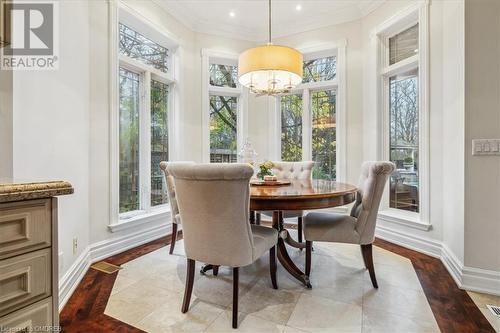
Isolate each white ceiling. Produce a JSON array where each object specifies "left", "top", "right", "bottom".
[{"left": 156, "top": 0, "right": 385, "bottom": 41}]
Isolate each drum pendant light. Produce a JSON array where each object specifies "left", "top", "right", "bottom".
[{"left": 238, "top": 0, "right": 303, "bottom": 95}]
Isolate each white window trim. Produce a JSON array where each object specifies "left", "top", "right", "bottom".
[
  {"left": 108, "top": 0, "right": 181, "bottom": 230},
  {"left": 201, "top": 49, "right": 248, "bottom": 163},
  {"left": 372, "top": 1, "right": 430, "bottom": 229},
  {"left": 269, "top": 40, "right": 347, "bottom": 183}
]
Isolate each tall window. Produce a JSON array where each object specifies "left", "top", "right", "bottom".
[
  {"left": 279, "top": 54, "right": 339, "bottom": 180},
  {"left": 203, "top": 54, "right": 246, "bottom": 163},
  {"left": 150, "top": 80, "right": 169, "bottom": 206},
  {"left": 385, "top": 24, "right": 420, "bottom": 213},
  {"left": 118, "top": 22, "right": 173, "bottom": 215},
  {"left": 311, "top": 90, "right": 336, "bottom": 180},
  {"left": 375, "top": 3, "right": 429, "bottom": 226},
  {"left": 389, "top": 70, "right": 419, "bottom": 212},
  {"left": 210, "top": 95, "right": 238, "bottom": 163},
  {"left": 281, "top": 94, "right": 303, "bottom": 161},
  {"left": 119, "top": 68, "right": 140, "bottom": 212}
]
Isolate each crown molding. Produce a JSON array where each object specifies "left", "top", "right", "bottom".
[{"left": 154, "top": 0, "right": 385, "bottom": 42}]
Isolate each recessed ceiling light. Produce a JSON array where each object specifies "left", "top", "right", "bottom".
[
  {"left": 295, "top": 4, "right": 302, "bottom": 11},
  {"left": 229, "top": 11, "right": 235, "bottom": 17}
]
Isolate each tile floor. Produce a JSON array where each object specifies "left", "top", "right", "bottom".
[
  {"left": 105, "top": 231, "right": 441, "bottom": 333},
  {"left": 468, "top": 291, "right": 500, "bottom": 332}
]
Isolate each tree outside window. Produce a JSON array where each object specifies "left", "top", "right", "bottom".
[{"left": 210, "top": 95, "right": 238, "bottom": 163}]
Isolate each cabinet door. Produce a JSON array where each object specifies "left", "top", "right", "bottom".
[
  {"left": 0, "top": 297, "right": 53, "bottom": 332},
  {"left": 0, "top": 199, "right": 52, "bottom": 260},
  {"left": 0, "top": 248, "right": 51, "bottom": 316}
]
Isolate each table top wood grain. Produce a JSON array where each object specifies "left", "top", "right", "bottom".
[{"left": 250, "top": 179, "right": 357, "bottom": 211}]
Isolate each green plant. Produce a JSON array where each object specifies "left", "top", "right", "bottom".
[
  {"left": 404, "top": 157, "right": 413, "bottom": 164},
  {"left": 257, "top": 161, "right": 274, "bottom": 179}
]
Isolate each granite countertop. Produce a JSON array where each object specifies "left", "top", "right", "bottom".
[{"left": 0, "top": 180, "right": 74, "bottom": 203}]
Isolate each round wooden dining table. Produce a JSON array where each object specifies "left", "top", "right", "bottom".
[{"left": 250, "top": 179, "right": 357, "bottom": 288}]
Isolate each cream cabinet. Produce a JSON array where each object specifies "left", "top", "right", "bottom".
[{"left": 0, "top": 181, "right": 72, "bottom": 332}]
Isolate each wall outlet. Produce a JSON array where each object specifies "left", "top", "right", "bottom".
[
  {"left": 72, "top": 237, "right": 78, "bottom": 255},
  {"left": 472, "top": 139, "right": 500, "bottom": 156}
]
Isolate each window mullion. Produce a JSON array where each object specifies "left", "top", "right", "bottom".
[
  {"left": 302, "top": 89, "right": 312, "bottom": 161},
  {"left": 140, "top": 71, "right": 152, "bottom": 212}
]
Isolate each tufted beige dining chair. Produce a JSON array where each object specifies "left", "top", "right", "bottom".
[
  {"left": 167, "top": 163, "right": 279, "bottom": 329},
  {"left": 159, "top": 161, "right": 195, "bottom": 255},
  {"left": 303, "top": 161, "right": 395, "bottom": 288},
  {"left": 258, "top": 161, "right": 314, "bottom": 244}
]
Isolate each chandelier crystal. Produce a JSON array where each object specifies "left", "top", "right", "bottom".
[{"left": 238, "top": 0, "right": 303, "bottom": 95}]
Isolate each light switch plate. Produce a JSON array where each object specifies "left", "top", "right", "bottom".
[{"left": 472, "top": 139, "right": 500, "bottom": 156}]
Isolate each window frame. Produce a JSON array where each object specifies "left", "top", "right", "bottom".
[
  {"left": 201, "top": 49, "right": 248, "bottom": 163},
  {"left": 270, "top": 41, "right": 347, "bottom": 183},
  {"left": 109, "top": 1, "right": 181, "bottom": 231},
  {"left": 374, "top": 2, "right": 430, "bottom": 229}
]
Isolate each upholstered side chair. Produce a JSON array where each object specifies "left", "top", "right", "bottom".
[
  {"left": 257, "top": 161, "right": 314, "bottom": 244},
  {"left": 159, "top": 161, "right": 195, "bottom": 255},
  {"left": 303, "top": 161, "right": 395, "bottom": 288},
  {"left": 167, "top": 163, "right": 279, "bottom": 329}
]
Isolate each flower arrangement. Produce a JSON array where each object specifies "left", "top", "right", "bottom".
[{"left": 257, "top": 161, "right": 274, "bottom": 180}]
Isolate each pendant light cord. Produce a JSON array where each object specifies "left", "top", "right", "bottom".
[{"left": 268, "top": 0, "right": 272, "bottom": 45}]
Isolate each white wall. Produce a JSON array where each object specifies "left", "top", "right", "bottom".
[
  {"left": 11, "top": 0, "right": 91, "bottom": 277},
  {"left": 464, "top": 0, "right": 500, "bottom": 271}
]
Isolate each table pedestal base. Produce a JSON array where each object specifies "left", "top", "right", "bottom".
[
  {"left": 200, "top": 264, "right": 219, "bottom": 276},
  {"left": 273, "top": 211, "right": 312, "bottom": 289}
]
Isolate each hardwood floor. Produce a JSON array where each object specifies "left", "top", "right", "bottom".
[
  {"left": 374, "top": 238, "right": 495, "bottom": 333},
  {"left": 60, "top": 235, "right": 179, "bottom": 333},
  {"left": 60, "top": 228, "right": 495, "bottom": 333}
]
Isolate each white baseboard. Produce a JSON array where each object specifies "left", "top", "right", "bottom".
[
  {"left": 375, "top": 224, "right": 442, "bottom": 258},
  {"left": 462, "top": 266, "right": 500, "bottom": 296},
  {"left": 440, "top": 243, "right": 464, "bottom": 287},
  {"left": 58, "top": 222, "right": 171, "bottom": 311},
  {"left": 376, "top": 224, "right": 500, "bottom": 296},
  {"left": 58, "top": 248, "right": 91, "bottom": 311},
  {"left": 91, "top": 223, "right": 171, "bottom": 262}
]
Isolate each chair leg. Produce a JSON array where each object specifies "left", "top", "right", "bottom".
[
  {"left": 361, "top": 244, "right": 378, "bottom": 289},
  {"left": 297, "top": 217, "right": 303, "bottom": 249},
  {"left": 249, "top": 210, "right": 255, "bottom": 224},
  {"left": 181, "top": 259, "right": 195, "bottom": 313},
  {"left": 269, "top": 246, "right": 278, "bottom": 289},
  {"left": 232, "top": 267, "right": 239, "bottom": 329},
  {"left": 305, "top": 241, "right": 312, "bottom": 277},
  {"left": 169, "top": 223, "right": 178, "bottom": 255},
  {"left": 256, "top": 212, "right": 261, "bottom": 225},
  {"left": 213, "top": 265, "right": 219, "bottom": 276}
]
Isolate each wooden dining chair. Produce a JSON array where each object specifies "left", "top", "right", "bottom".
[
  {"left": 167, "top": 163, "right": 279, "bottom": 329},
  {"left": 257, "top": 161, "right": 314, "bottom": 244},
  {"left": 303, "top": 161, "right": 395, "bottom": 288},
  {"left": 159, "top": 161, "right": 195, "bottom": 255}
]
